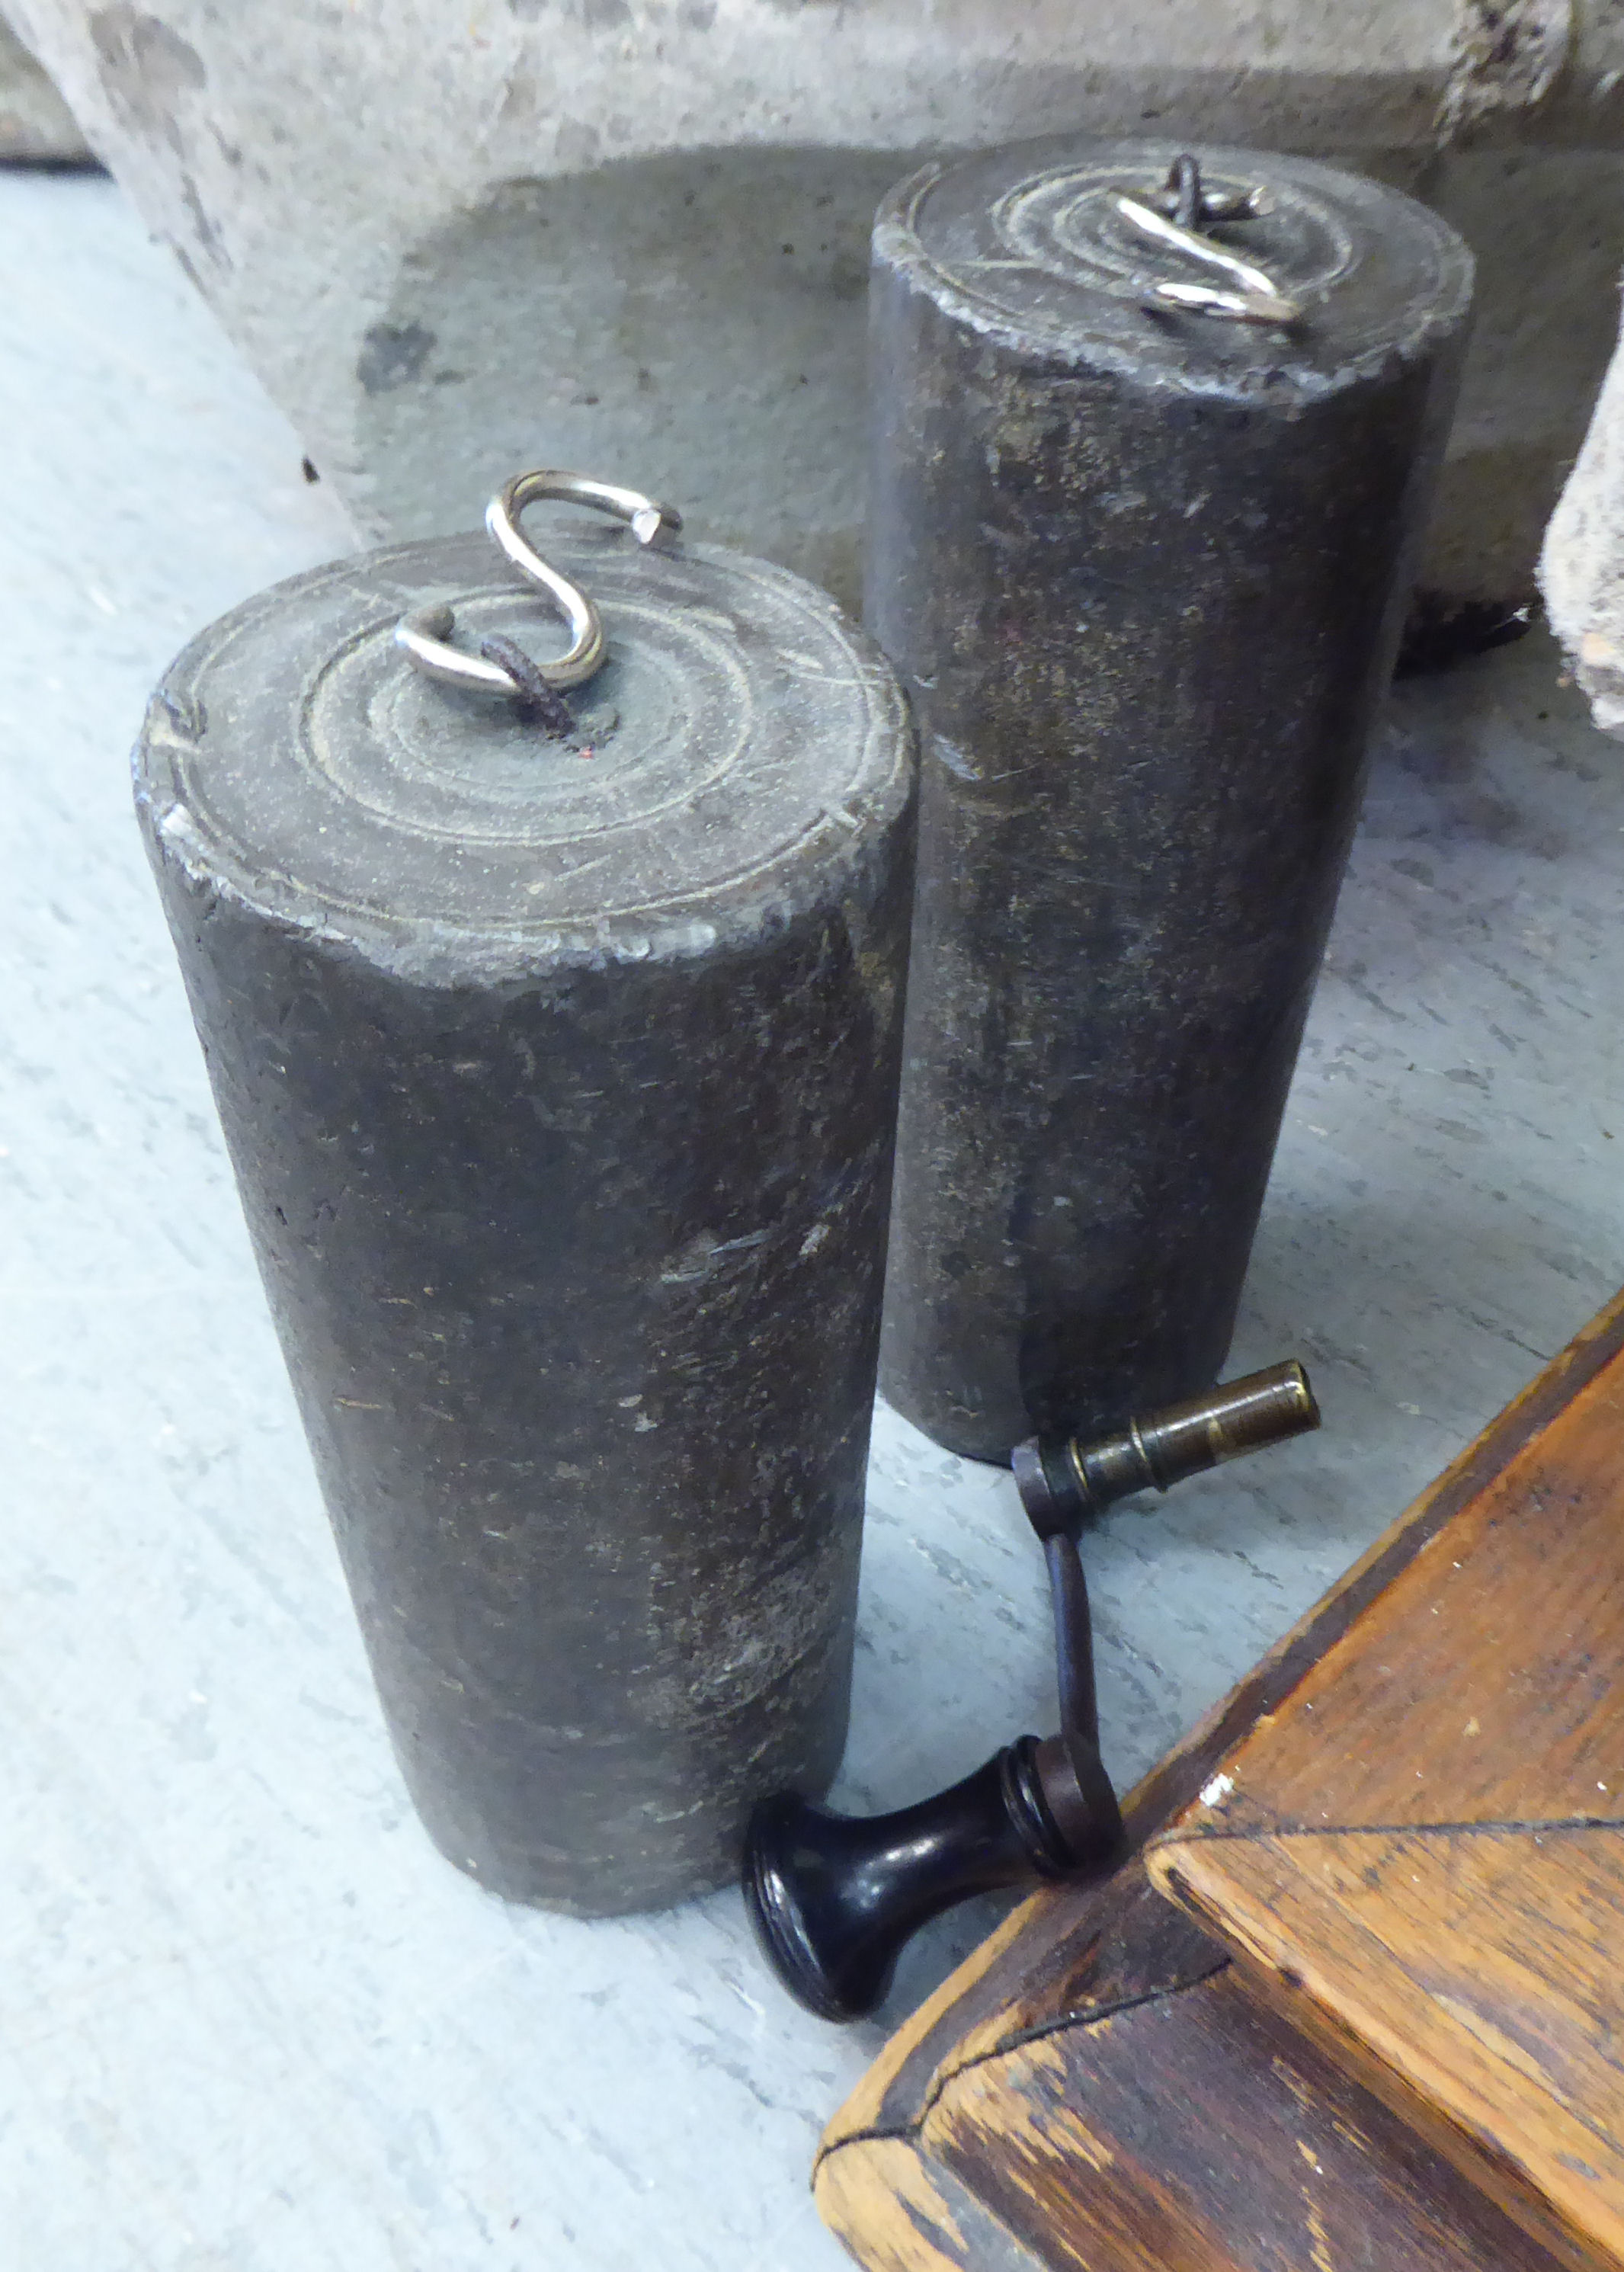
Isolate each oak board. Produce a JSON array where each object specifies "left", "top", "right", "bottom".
[
  {"left": 815, "top": 1863, "right": 1571, "bottom": 2272},
  {"left": 1148, "top": 1310, "right": 1624, "bottom": 2269}
]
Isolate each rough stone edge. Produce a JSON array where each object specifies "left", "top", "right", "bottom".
[
  {"left": 0, "top": 10, "right": 92, "bottom": 162},
  {"left": 1539, "top": 295, "right": 1624, "bottom": 740},
  {"left": 1437, "top": 0, "right": 1573, "bottom": 142}
]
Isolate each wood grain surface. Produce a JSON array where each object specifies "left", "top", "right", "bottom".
[
  {"left": 1148, "top": 1309, "right": 1624, "bottom": 2269},
  {"left": 815, "top": 1867, "right": 1571, "bottom": 2272},
  {"left": 818, "top": 1290, "right": 1624, "bottom": 2270}
]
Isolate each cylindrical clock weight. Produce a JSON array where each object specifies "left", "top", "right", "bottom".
[
  {"left": 870, "top": 141, "right": 1473, "bottom": 1459},
  {"left": 135, "top": 499, "right": 916, "bottom": 1913}
]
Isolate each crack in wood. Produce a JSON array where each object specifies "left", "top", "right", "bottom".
[
  {"left": 814, "top": 1956, "right": 1232, "bottom": 2174},
  {"left": 1160, "top": 1815, "right": 1624, "bottom": 1846}
]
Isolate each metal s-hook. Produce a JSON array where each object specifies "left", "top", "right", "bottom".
[
  {"left": 395, "top": 470, "right": 683, "bottom": 707},
  {"left": 488, "top": 471, "right": 682, "bottom": 583},
  {"left": 1116, "top": 154, "right": 1299, "bottom": 326}
]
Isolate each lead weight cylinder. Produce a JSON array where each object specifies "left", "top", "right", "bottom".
[
  {"left": 870, "top": 138, "right": 1472, "bottom": 1460},
  {"left": 134, "top": 527, "right": 916, "bottom": 1912}
]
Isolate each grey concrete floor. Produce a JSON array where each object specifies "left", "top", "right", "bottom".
[{"left": 3, "top": 167, "right": 1622, "bottom": 2271}]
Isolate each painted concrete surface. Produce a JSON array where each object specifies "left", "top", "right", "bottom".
[{"left": 2, "top": 169, "right": 1622, "bottom": 2271}]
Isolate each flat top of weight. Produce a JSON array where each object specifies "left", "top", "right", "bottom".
[
  {"left": 135, "top": 528, "right": 911, "bottom": 976},
  {"left": 879, "top": 136, "right": 1472, "bottom": 392}
]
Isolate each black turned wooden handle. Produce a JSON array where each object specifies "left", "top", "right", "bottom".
[
  {"left": 742, "top": 1364, "right": 1318, "bottom": 2020},
  {"left": 745, "top": 1738, "right": 1087, "bottom": 2022}
]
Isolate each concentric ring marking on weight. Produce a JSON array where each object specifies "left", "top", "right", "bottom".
[
  {"left": 991, "top": 161, "right": 1355, "bottom": 306},
  {"left": 302, "top": 593, "right": 753, "bottom": 851},
  {"left": 152, "top": 536, "right": 911, "bottom": 943}
]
